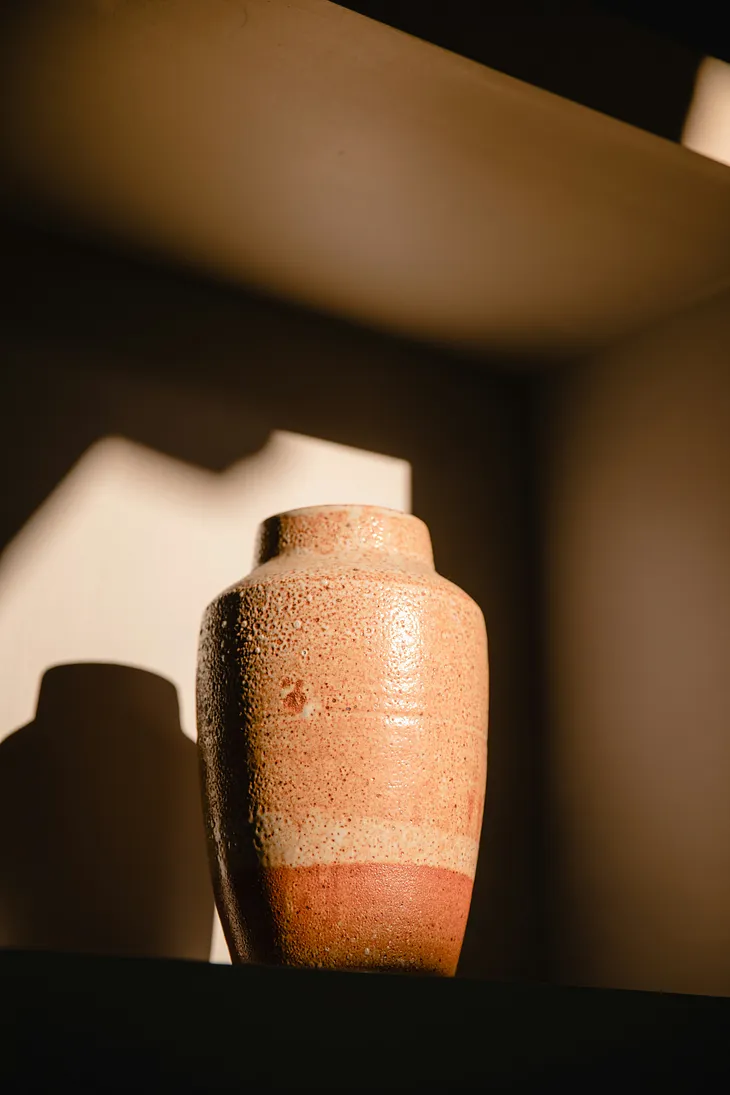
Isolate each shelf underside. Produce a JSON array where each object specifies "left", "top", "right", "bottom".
[{"left": 2, "top": 0, "right": 730, "bottom": 361}]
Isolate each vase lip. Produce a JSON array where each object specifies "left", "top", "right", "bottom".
[
  {"left": 255, "top": 504, "right": 434, "bottom": 566},
  {"left": 262, "top": 503, "right": 420, "bottom": 523}
]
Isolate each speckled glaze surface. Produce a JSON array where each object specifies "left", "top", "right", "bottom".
[{"left": 197, "top": 505, "right": 488, "bottom": 975}]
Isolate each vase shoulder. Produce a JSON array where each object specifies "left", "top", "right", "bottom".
[{"left": 215, "top": 556, "right": 482, "bottom": 616}]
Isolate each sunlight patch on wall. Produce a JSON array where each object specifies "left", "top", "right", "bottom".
[{"left": 682, "top": 57, "right": 730, "bottom": 168}]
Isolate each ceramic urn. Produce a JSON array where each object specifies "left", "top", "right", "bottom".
[{"left": 197, "top": 505, "right": 488, "bottom": 975}]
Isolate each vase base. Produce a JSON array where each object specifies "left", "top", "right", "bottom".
[{"left": 222, "top": 861, "right": 473, "bottom": 977}]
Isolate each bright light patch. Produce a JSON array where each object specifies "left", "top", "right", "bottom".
[{"left": 683, "top": 57, "right": 730, "bottom": 169}]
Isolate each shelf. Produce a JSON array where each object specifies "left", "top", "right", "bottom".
[
  {"left": 332, "top": 1, "right": 704, "bottom": 142},
  {"left": 1, "top": 950, "right": 729, "bottom": 1091},
  {"left": 1, "top": 0, "right": 730, "bottom": 359}
]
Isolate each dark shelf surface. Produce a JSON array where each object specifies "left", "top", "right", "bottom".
[{"left": 1, "top": 950, "right": 729, "bottom": 1091}]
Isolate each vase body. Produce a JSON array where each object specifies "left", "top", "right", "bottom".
[{"left": 197, "top": 505, "right": 488, "bottom": 975}]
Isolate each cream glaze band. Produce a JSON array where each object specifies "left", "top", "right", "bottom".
[{"left": 248, "top": 811, "right": 481, "bottom": 876}]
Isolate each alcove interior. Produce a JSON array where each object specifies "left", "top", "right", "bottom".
[{"left": 1, "top": 0, "right": 729, "bottom": 996}]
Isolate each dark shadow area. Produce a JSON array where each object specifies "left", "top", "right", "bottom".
[
  {"left": 333, "top": 0, "right": 703, "bottom": 143},
  {"left": 3, "top": 951, "right": 730, "bottom": 1093},
  {"left": 599, "top": 0, "right": 730, "bottom": 65},
  {"left": 0, "top": 220, "right": 547, "bottom": 979},
  {"left": 0, "top": 664, "right": 214, "bottom": 959}
]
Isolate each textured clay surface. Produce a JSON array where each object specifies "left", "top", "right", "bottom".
[{"left": 197, "top": 505, "right": 488, "bottom": 975}]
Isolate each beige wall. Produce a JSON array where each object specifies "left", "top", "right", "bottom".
[
  {"left": 541, "top": 287, "right": 730, "bottom": 996},
  {"left": 0, "top": 226, "right": 541, "bottom": 979}
]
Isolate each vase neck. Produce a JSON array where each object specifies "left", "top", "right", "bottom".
[{"left": 256, "top": 505, "right": 434, "bottom": 568}]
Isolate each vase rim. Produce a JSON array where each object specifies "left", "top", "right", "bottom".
[
  {"left": 256, "top": 505, "right": 433, "bottom": 566},
  {"left": 262, "top": 504, "right": 420, "bottom": 522}
]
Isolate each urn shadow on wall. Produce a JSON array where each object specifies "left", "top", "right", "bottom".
[
  {"left": 0, "top": 663, "right": 214, "bottom": 960},
  {"left": 197, "top": 504, "right": 489, "bottom": 975}
]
